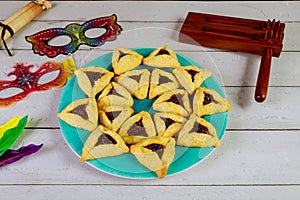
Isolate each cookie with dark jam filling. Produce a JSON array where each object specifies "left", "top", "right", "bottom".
[
  {"left": 97, "top": 82, "right": 134, "bottom": 109},
  {"left": 154, "top": 112, "right": 186, "bottom": 137},
  {"left": 148, "top": 68, "right": 179, "bottom": 99},
  {"left": 75, "top": 66, "right": 114, "bottom": 98},
  {"left": 193, "top": 87, "right": 231, "bottom": 117},
  {"left": 130, "top": 136, "right": 176, "bottom": 178},
  {"left": 143, "top": 45, "right": 180, "bottom": 68},
  {"left": 153, "top": 89, "right": 192, "bottom": 117},
  {"left": 118, "top": 111, "right": 156, "bottom": 145},
  {"left": 176, "top": 113, "right": 220, "bottom": 148},
  {"left": 115, "top": 69, "right": 150, "bottom": 100},
  {"left": 112, "top": 47, "right": 143, "bottom": 75},
  {"left": 81, "top": 125, "right": 129, "bottom": 162},
  {"left": 57, "top": 98, "right": 98, "bottom": 131},
  {"left": 98, "top": 106, "right": 134, "bottom": 132},
  {"left": 173, "top": 65, "right": 211, "bottom": 94}
]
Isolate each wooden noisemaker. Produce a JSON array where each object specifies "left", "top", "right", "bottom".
[{"left": 179, "top": 12, "right": 285, "bottom": 103}]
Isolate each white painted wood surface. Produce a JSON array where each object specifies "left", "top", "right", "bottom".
[{"left": 0, "top": 1, "right": 300, "bottom": 199}]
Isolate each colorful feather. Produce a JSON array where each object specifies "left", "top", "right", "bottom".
[
  {"left": 0, "top": 144, "right": 43, "bottom": 167},
  {"left": 0, "top": 116, "right": 21, "bottom": 139},
  {"left": 0, "top": 116, "right": 28, "bottom": 157}
]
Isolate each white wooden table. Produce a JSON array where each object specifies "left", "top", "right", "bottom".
[{"left": 1, "top": 1, "right": 300, "bottom": 199}]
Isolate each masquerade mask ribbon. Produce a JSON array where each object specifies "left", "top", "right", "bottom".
[
  {"left": 0, "top": 22, "right": 14, "bottom": 56},
  {"left": 25, "top": 14, "right": 122, "bottom": 58},
  {"left": 0, "top": 56, "right": 76, "bottom": 108}
]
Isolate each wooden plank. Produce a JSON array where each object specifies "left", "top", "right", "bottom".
[
  {"left": 0, "top": 50, "right": 299, "bottom": 87},
  {"left": 0, "top": 21, "right": 299, "bottom": 51},
  {"left": 0, "top": 47, "right": 299, "bottom": 130},
  {"left": 1, "top": 85, "right": 299, "bottom": 129},
  {"left": 1, "top": 185, "right": 300, "bottom": 200},
  {"left": 226, "top": 86, "right": 300, "bottom": 129},
  {"left": 0, "top": 1, "right": 300, "bottom": 22},
  {"left": 1, "top": 130, "right": 300, "bottom": 185}
]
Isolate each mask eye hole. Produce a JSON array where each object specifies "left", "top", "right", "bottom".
[
  {"left": 48, "top": 35, "right": 72, "bottom": 47},
  {"left": 38, "top": 70, "right": 60, "bottom": 85},
  {"left": 0, "top": 87, "right": 24, "bottom": 99},
  {"left": 84, "top": 27, "right": 107, "bottom": 39}
]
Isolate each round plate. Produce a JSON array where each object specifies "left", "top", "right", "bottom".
[{"left": 58, "top": 48, "right": 228, "bottom": 179}]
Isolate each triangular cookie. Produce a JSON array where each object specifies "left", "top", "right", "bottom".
[
  {"left": 176, "top": 114, "right": 220, "bottom": 148},
  {"left": 97, "top": 82, "right": 134, "bottom": 109},
  {"left": 57, "top": 98, "right": 98, "bottom": 131},
  {"left": 173, "top": 65, "right": 211, "bottom": 94},
  {"left": 152, "top": 89, "right": 192, "bottom": 117},
  {"left": 99, "top": 106, "right": 134, "bottom": 132},
  {"left": 193, "top": 87, "right": 231, "bottom": 116},
  {"left": 154, "top": 112, "right": 186, "bottom": 137},
  {"left": 75, "top": 66, "right": 114, "bottom": 98},
  {"left": 115, "top": 69, "right": 150, "bottom": 100},
  {"left": 112, "top": 47, "right": 143, "bottom": 75},
  {"left": 130, "top": 136, "right": 176, "bottom": 178},
  {"left": 81, "top": 125, "right": 129, "bottom": 162},
  {"left": 143, "top": 46, "right": 180, "bottom": 68},
  {"left": 118, "top": 111, "right": 156, "bottom": 144},
  {"left": 148, "top": 68, "right": 179, "bottom": 99}
]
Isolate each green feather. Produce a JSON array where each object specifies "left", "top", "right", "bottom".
[{"left": 0, "top": 116, "right": 28, "bottom": 157}]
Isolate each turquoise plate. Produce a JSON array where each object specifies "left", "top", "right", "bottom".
[{"left": 58, "top": 48, "right": 228, "bottom": 179}]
